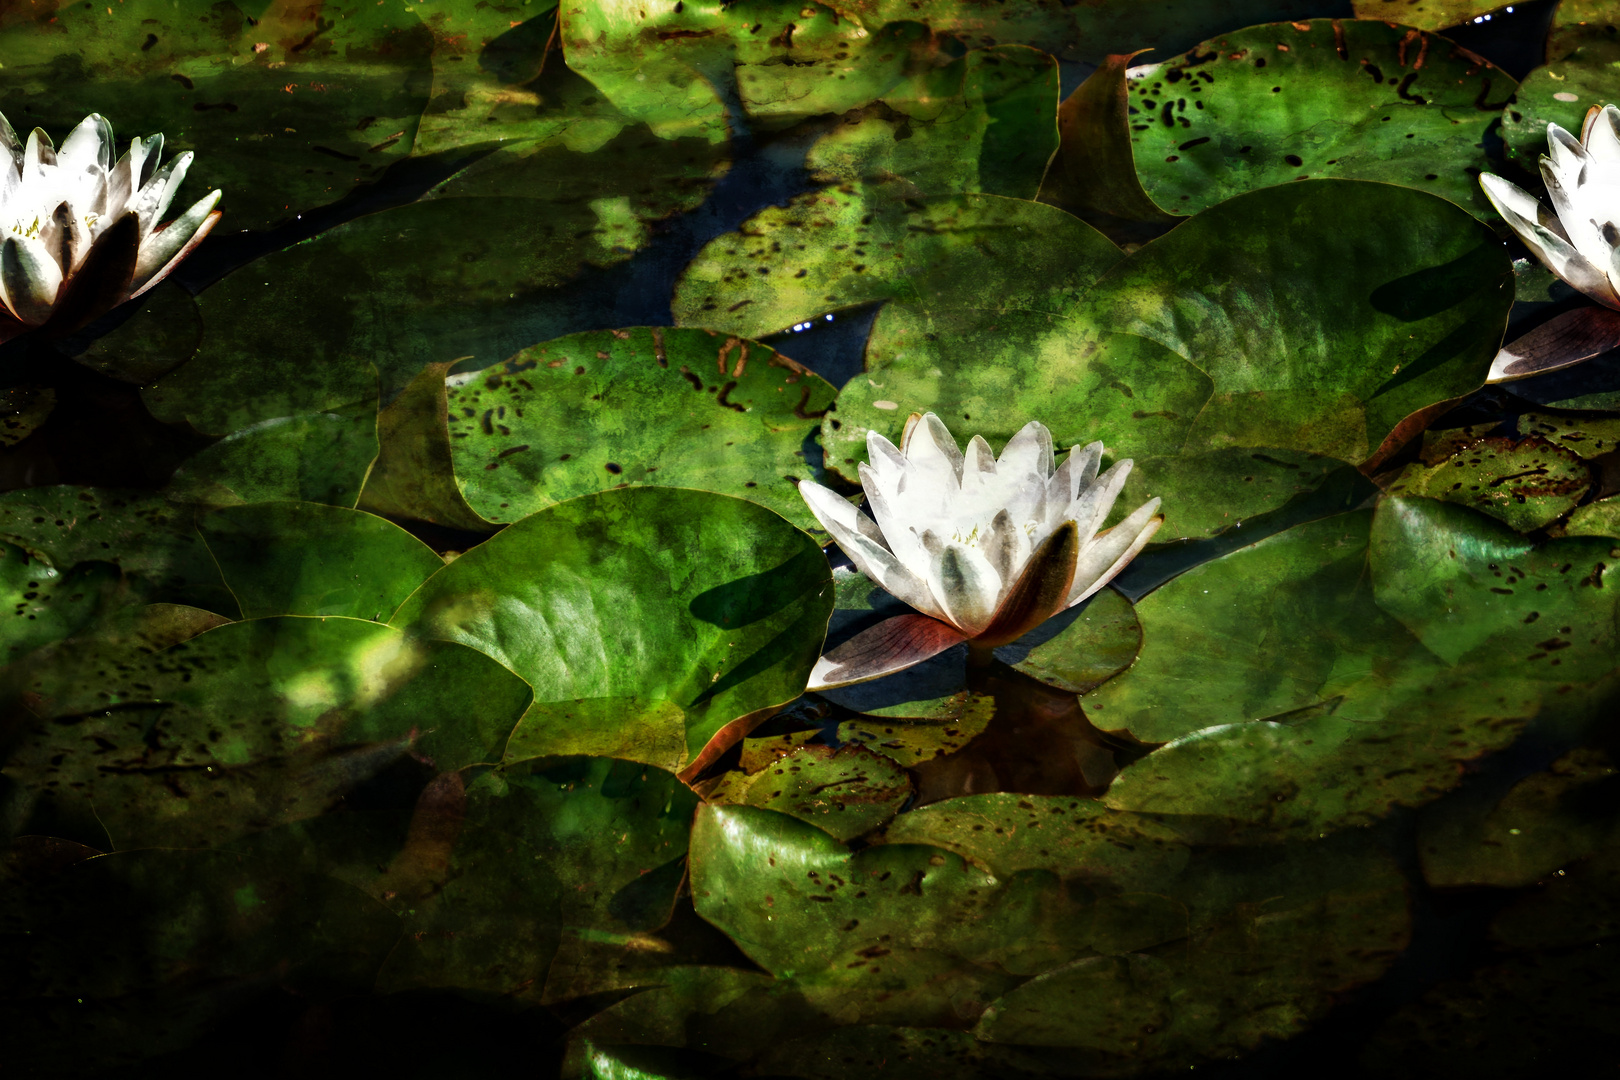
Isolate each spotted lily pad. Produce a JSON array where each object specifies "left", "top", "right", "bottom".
[
  {"left": 1129, "top": 20, "right": 1513, "bottom": 221},
  {"left": 0, "top": 539, "right": 120, "bottom": 667},
  {"left": 1386, "top": 435, "right": 1592, "bottom": 532},
  {"left": 445, "top": 328, "right": 835, "bottom": 534},
  {"left": 835, "top": 694, "right": 996, "bottom": 766},
  {"left": 1502, "top": 44, "right": 1620, "bottom": 171},
  {"left": 1564, "top": 494, "right": 1620, "bottom": 538},
  {"left": 1547, "top": 0, "right": 1620, "bottom": 61},
  {"left": 392, "top": 488, "right": 834, "bottom": 779},
  {"left": 1518, "top": 410, "right": 1620, "bottom": 457},
  {"left": 0, "top": 386, "right": 53, "bottom": 448},
  {"left": 705, "top": 745, "right": 911, "bottom": 842}
]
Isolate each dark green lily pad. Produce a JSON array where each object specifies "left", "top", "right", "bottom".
[
  {"left": 8, "top": 616, "right": 531, "bottom": 849},
  {"left": 1352, "top": 0, "right": 1502, "bottom": 31},
  {"left": 1082, "top": 511, "right": 1428, "bottom": 743},
  {"left": 823, "top": 325, "right": 1208, "bottom": 489},
  {"left": 973, "top": 838, "right": 1407, "bottom": 1064},
  {"left": 1547, "top": 0, "right": 1620, "bottom": 61},
  {"left": 68, "top": 284, "right": 202, "bottom": 386},
  {"left": 1129, "top": 21, "right": 1513, "bottom": 221},
  {"left": 392, "top": 487, "right": 833, "bottom": 778},
  {"left": 0, "top": 487, "right": 233, "bottom": 614},
  {"left": 0, "top": 540, "right": 121, "bottom": 666},
  {"left": 673, "top": 188, "right": 1120, "bottom": 341},
  {"left": 197, "top": 501, "right": 443, "bottom": 621},
  {"left": 1000, "top": 587, "right": 1141, "bottom": 696},
  {"left": 1419, "top": 747, "right": 1620, "bottom": 888},
  {"left": 878, "top": 792, "right": 1189, "bottom": 891},
  {"left": 504, "top": 696, "right": 691, "bottom": 775},
  {"left": 445, "top": 328, "right": 835, "bottom": 534},
  {"left": 1114, "top": 447, "right": 1351, "bottom": 541},
  {"left": 147, "top": 193, "right": 638, "bottom": 435},
  {"left": 0, "top": 0, "right": 433, "bottom": 232},
  {"left": 356, "top": 359, "right": 497, "bottom": 533},
  {"left": 1102, "top": 676, "right": 1538, "bottom": 844},
  {"left": 166, "top": 402, "right": 380, "bottom": 509},
  {"left": 0, "top": 386, "right": 53, "bottom": 448},
  {"left": 1489, "top": 833, "right": 1620, "bottom": 950},
  {"left": 806, "top": 45, "right": 1059, "bottom": 199},
  {"left": 705, "top": 745, "right": 911, "bottom": 842},
  {"left": 1370, "top": 496, "right": 1620, "bottom": 684},
  {"left": 1086, "top": 180, "right": 1513, "bottom": 464},
  {"left": 1386, "top": 435, "right": 1592, "bottom": 532}
]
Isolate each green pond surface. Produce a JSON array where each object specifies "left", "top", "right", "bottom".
[{"left": 2, "top": 0, "right": 1619, "bottom": 1076}]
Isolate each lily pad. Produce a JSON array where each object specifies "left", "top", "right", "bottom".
[
  {"left": 1564, "top": 494, "right": 1620, "bottom": 537},
  {"left": 805, "top": 45, "right": 1059, "bottom": 199},
  {"left": 165, "top": 402, "right": 380, "bottom": 509},
  {"left": 1114, "top": 447, "right": 1353, "bottom": 541},
  {"left": 147, "top": 193, "right": 642, "bottom": 435},
  {"left": 0, "top": 386, "right": 53, "bottom": 448},
  {"left": 1419, "top": 747, "right": 1620, "bottom": 888},
  {"left": 0, "top": 487, "right": 233, "bottom": 614},
  {"left": 878, "top": 792, "right": 1189, "bottom": 892},
  {"left": 67, "top": 283, "right": 203, "bottom": 386},
  {"left": 1086, "top": 180, "right": 1514, "bottom": 465},
  {"left": 1502, "top": 44, "right": 1620, "bottom": 171},
  {"left": 7, "top": 616, "right": 532, "bottom": 849},
  {"left": 0, "top": 539, "right": 120, "bottom": 666},
  {"left": 1370, "top": 495, "right": 1620, "bottom": 684},
  {"left": 1351, "top": 0, "right": 1504, "bottom": 31},
  {"left": 1547, "top": 0, "right": 1620, "bottom": 61},
  {"left": 196, "top": 501, "right": 443, "bottom": 621},
  {"left": 1129, "top": 20, "right": 1514, "bottom": 221},
  {"left": 999, "top": 586, "right": 1142, "bottom": 696},
  {"left": 0, "top": 0, "right": 434, "bottom": 232},
  {"left": 1518, "top": 409, "right": 1620, "bottom": 457},
  {"left": 392, "top": 487, "right": 834, "bottom": 778},
  {"left": 705, "top": 744, "right": 911, "bottom": 842},
  {"left": 445, "top": 328, "right": 835, "bottom": 534},
  {"left": 1386, "top": 435, "right": 1592, "bottom": 532},
  {"left": 672, "top": 188, "right": 1121, "bottom": 341}
]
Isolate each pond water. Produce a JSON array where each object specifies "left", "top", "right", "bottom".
[{"left": 2, "top": 0, "right": 1618, "bottom": 1077}]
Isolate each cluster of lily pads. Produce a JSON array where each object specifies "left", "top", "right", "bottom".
[{"left": 3, "top": 0, "right": 1620, "bottom": 1076}]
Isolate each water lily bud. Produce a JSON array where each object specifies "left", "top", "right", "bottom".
[
  {"left": 798, "top": 412, "right": 1162, "bottom": 689},
  {"left": 0, "top": 110, "right": 223, "bottom": 342}
]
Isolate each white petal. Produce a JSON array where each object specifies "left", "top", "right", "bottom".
[
  {"left": 133, "top": 188, "right": 220, "bottom": 285},
  {"left": 1541, "top": 155, "right": 1617, "bottom": 272},
  {"left": 961, "top": 434, "right": 997, "bottom": 487},
  {"left": 0, "top": 111, "right": 20, "bottom": 173},
  {"left": 979, "top": 508, "right": 1027, "bottom": 600},
  {"left": 1047, "top": 441, "right": 1103, "bottom": 531},
  {"left": 23, "top": 127, "right": 56, "bottom": 172},
  {"left": 858, "top": 460, "right": 931, "bottom": 575},
  {"left": 0, "top": 234, "right": 62, "bottom": 324},
  {"left": 128, "top": 150, "right": 192, "bottom": 238},
  {"left": 1479, "top": 172, "right": 1567, "bottom": 241},
  {"left": 863, "top": 428, "right": 908, "bottom": 501},
  {"left": 997, "top": 419, "right": 1055, "bottom": 480},
  {"left": 53, "top": 200, "right": 92, "bottom": 274},
  {"left": 800, "top": 480, "right": 946, "bottom": 621},
  {"left": 929, "top": 540, "right": 1001, "bottom": 636},
  {"left": 1487, "top": 171, "right": 1620, "bottom": 307},
  {"left": 58, "top": 114, "right": 113, "bottom": 175},
  {"left": 1546, "top": 123, "right": 1588, "bottom": 188},
  {"left": 907, "top": 412, "right": 964, "bottom": 484},
  {"left": 1066, "top": 498, "right": 1162, "bottom": 608},
  {"left": 1585, "top": 104, "right": 1620, "bottom": 169},
  {"left": 1067, "top": 459, "right": 1134, "bottom": 540}
]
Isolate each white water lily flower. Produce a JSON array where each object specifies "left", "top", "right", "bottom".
[
  {"left": 1480, "top": 104, "right": 1620, "bottom": 310},
  {"left": 798, "top": 412, "right": 1162, "bottom": 690},
  {"left": 0, "top": 110, "right": 222, "bottom": 342}
]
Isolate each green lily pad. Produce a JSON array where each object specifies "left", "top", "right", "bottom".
[
  {"left": 197, "top": 501, "right": 443, "bottom": 621},
  {"left": 392, "top": 487, "right": 833, "bottom": 778},
  {"left": 7, "top": 616, "right": 531, "bottom": 849},
  {"left": 1351, "top": 0, "right": 1503, "bottom": 30},
  {"left": 0, "top": 0, "right": 433, "bottom": 232},
  {"left": 1503, "top": 45, "right": 1620, "bottom": 171},
  {"left": 705, "top": 745, "right": 911, "bottom": 843},
  {"left": 1129, "top": 20, "right": 1514, "bottom": 221},
  {"left": 1564, "top": 494, "right": 1620, "bottom": 537},
  {"left": 1370, "top": 495, "right": 1620, "bottom": 683},
  {"left": 1000, "top": 586, "right": 1142, "bottom": 696},
  {"left": 878, "top": 792, "right": 1189, "bottom": 891},
  {"left": 1086, "top": 180, "right": 1513, "bottom": 464},
  {"left": 823, "top": 325, "right": 1208, "bottom": 489},
  {"left": 0, "top": 386, "right": 53, "bottom": 448},
  {"left": 67, "top": 283, "right": 203, "bottom": 386},
  {"left": 1419, "top": 747, "right": 1620, "bottom": 888},
  {"left": 445, "top": 328, "right": 835, "bottom": 534},
  {"left": 1489, "top": 833, "right": 1620, "bottom": 950},
  {"left": 1082, "top": 511, "right": 1430, "bottom": 743},
  {"left": 0, "top": 487, "right": 233, "bottom": 615},
  {"left": 805, "top": 45, "right": 1059, "bottom": 199},
  {"left": 356, "top": 359, "right": 497, "bottom": 533},
  {"left": 1518, "top": 410, "right": 1620, "bottom": 457},
  {"left": 166, "top": 402, "right": 380, "bottom": 509},
  {"left": 1101, "top": 677, "right": 1538, "bottom": 844},
  {"left": 833, "top": 695, "right": 996, "bottom": 764},
  {"left": 147, "top": 193, "right": 638, "bottom": 435},
  {"left": 1548, "top": 0, "right": 1620, "bottom": 61},
  {"left": 1386, "top": 435, "right": 1592, "bottom": 532},
  {"left": 1116, "top": 447, "right": 1353, "bottom": 541},
  {"left": 0, "top": 540, "right": 121, "bottom": 666},
  {"left": 973, "top": 838, "right": 1408, "bottom": 1064},
  {"left": 672, "top": 188, "right": 1121, "bottom": 341}
]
